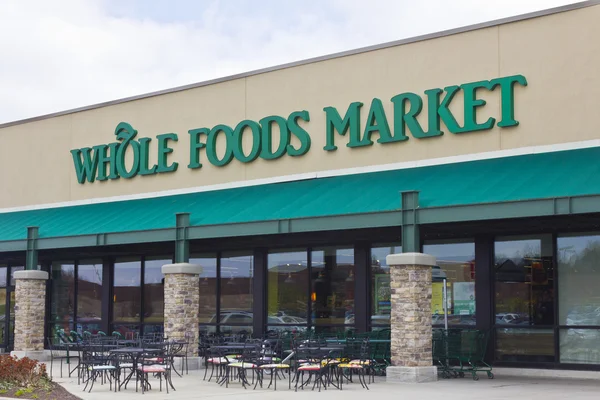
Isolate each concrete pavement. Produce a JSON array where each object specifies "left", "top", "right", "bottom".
[{"left": 42, "top": 362, "right": 600, "bottom": 400}]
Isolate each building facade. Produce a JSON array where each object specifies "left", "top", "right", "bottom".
[{"left": 1, "top": 1, "right": 600, "bottom": 369}]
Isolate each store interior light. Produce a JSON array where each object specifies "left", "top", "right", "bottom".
[
  {"left": 346, "top": 270, "right": 354, "bottom": 282},
  {"left": 315, "top": 271, "right": 325, "bottom": 283},
  {"left": 284, "top": 273, "right": 294, "bottom": 284}
]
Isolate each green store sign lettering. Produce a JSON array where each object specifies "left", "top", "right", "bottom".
[{"left": 71, "top": 74, "right": 527, "bottom": 184}]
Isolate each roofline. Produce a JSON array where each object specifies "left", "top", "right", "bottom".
[{"left": 1, "top": 0, "right": 597, "bottom": 130}]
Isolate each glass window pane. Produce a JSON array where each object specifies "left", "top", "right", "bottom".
[
  {"left": 199, "top": 325, "right": 217, "bottom": 336},
  {"left": 268, "top": 250, "right": 308, "bottom": 324},
  {"left": 560, "top": 328, "right": 600, "bottom": 364},
  {"left": 10, "top": 266, "right": 24, "bottom": 286},
  {"left": 424, "top": 242, "right": 476, "bottom": 326},
  {"left": 0, "top": 266, "right": 6, "bottom": 287},
  {"left": 113, "top": 324, "right": 140, "bottom": 338},
  {"left": 113, "top": 258, "right": 141, "bottom": 322},
  {"left": 0, "top": 288, "right": 4, "bottom": 344},
  {"left": 370, "top": 244, "right": 401, "bottom": 327},
  {"left": 77, "top": 260, "right": 103, "bottom": 328},
  {"left": 220, "top": 253, "right": 253, "bottom": 321},
  {"left": 192, "top": 255, "right": 217, "bottom": 324},
  {"left": 143, "top": 324, "right": 164, "bottom": 337},
  {"left": 144, "top": 257, "right": 169, "bottom": 323},
  {"left": 311, "top": 247, "right": 355, "bottom": 326},
  {"left": 50, "top": 262, "right": 75, "bottom": 333},
  {"left": 220, "top": 325, "right": 253, "bottom": 338},
  {"left": 495, "top": 236, "right": 554, "bottom": 326},
  {"left": 496, "top": 328, "right": 554, "bottom": 362},
  {"left": 266, "top": 325, "right": 308, "bottom": 336},
  {"left": 558, "top": 234, "right": 600, "bottom": 326}
]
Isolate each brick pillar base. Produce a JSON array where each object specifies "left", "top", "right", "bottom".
[
  {"left": 386, "top": 253, "right": 438, "bottom": 383},
  {"left": 11, "top": 270, "right": 48, "bottom": 361},
  {"left": 162, "top": 263, "right": 201, "bottom": 358}
]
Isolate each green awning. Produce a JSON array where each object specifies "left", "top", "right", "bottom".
[{"left": 1, "top": 146, "right": 599, "bottom": 242}]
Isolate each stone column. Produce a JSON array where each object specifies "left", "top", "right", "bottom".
[
  {"left": 385, "top": 253, "right": 438, "bottom": 383},
  {"left": 162, "top": 263, "right": 201, "bottom": 365},
  {"left": 11, "top": 270, "right": 49, "bottom": 360}
]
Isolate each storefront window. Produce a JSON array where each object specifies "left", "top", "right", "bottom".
[
  {"left": 49, "top": 262, "right": 75, "bottom": 336},
  {"left": 370, "top": 244, "right": 401, "bottom": 327},
  {"left": 267, "top": 250, "right": 308, "bottom": 327},
  {"left": 311, "top": 247, "right": 355, "bottom": 326},
  {"left": 77, "top": 260, "right": 103, "bottom": 333},
  {"left": 0, "top": 266, "right": 6, "bottom": 287},
  {"left": 494, "top": 236, "right": 555, "bottom": 362},
  {"left": 557, "top": 234, "right": 600, "bottom": 326},
  {"left": 557, "top": 234, "right": 600, "bottom": 364},
  {"left": 0, "top": 267, "right": 6, "bottom": 346},
  {"left": 496, "top": 328, "right": 555, "bottom": 362},
  {"left": 144, "top": 257, "right": 169, "bottom": 323},
  {"left": 424, "top": 241, "right": 476, "bottom": 326},
  {"left": 9, "top": 266, "right": 23, "bottom": 286},
  {"left": 220, "top": 252, "right": 253, "bottom": 329},
  {"left": 193, "top": 255, "right": 217, "bottom": 324},
  {"left": 113, "top": 258, "right": 141, "bottom": 323}
]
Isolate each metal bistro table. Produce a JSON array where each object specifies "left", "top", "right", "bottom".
[
  {"left": 109, "top": 347, "right": 164, "bottom": 392},
  {"left": 209, "top": 344, "right": 257, "bottom": 388}
]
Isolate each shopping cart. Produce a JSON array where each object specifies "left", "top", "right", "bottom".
[{"left": 433, "top": 329, "right": 493, "bottom": 381}]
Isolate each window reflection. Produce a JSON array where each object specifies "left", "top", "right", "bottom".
[
  {"left": 0, "top": 267, "right": 6, "bottom": 287},
  {"left": 113, "top": 258, "right": 141, "bottom": 323},
  {"left": 267, "top": 250, "right": 308, "bottom": 326},
  {"left": 77, "top": 260, "right": 103, "bottom": 333},
  {"left": 495, "top": 236, "right": 554, "bottom": 326},
  {"left": 0, "top": 288, "right": 5, "bottom": 345},
  {"left": 370, "top": 245, "right": 401, "bottom": 327},
  {"left": 496, "top": 328, "right": 555, "bottom": 362},
  {"left": 494, "top": 236, "right": 555, "bottom": 362},
  {"left": 424, "top": 242, "right": 476, "bottom": 326},
  {"left": 220, "top": 253, "right": 253, "bottom": 322},
  {"left": 557, "top": 234, "right": 600, "bottom": 365},
  {"left": 193, "top": 255, "right": 217, "bottom": 324},
  {"left": 558, "top": 234, "right": 600, "bottom": 326},
  {"left": 50, "top": 262, "right": 75, "bottom": 336},
  {"left": 311, "top": 248, "right": 355, "bottom": 326},
  {"left": 144, "top": 258, "right": 168, "bottom": 323},
  {"left": 560, "top": 328, "right": 600, "bottom": 364},
  {"left": 10, "top": 267, "right": 23, "bottom": 286}
]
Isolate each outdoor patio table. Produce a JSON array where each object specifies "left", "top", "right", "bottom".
[
  {"left": 209, "top": 344, "right": 247, "bottom": 351},
  {"left": 109, "top": 347, "right": 163, "bottom": 391},
  {"left": 117, "top": 339, "right": 139, "bottom": 347}
]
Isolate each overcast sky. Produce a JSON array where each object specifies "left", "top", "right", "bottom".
[{"left": 0, "top": 0, "right": 581, "bottom": 124}]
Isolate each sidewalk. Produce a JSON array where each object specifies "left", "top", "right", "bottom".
[{"left": 42, "top": 362, "right": 600, "bottom": 400}]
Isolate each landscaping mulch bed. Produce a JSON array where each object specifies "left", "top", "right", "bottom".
[{"left": 1, "top": 383, "right": 81, "bottom": 400}]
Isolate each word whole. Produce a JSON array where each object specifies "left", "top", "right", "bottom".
[{"left": 71, "top": 75, "right": 526, "bottom": 184}]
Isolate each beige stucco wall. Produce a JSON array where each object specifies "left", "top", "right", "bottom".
[{"left": 1, "top": 5, "right": 599, "bottom": 209}]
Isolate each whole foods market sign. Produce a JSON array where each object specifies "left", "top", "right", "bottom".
[{"left": 71, "top": 75, "right": 526, "bottom": 184}]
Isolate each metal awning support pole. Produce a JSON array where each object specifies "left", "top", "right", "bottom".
[
  {"left": 25, "top": 226, "right": 39, "bottom": 270},
  {"left": 175, "top": 213, "right": 190, "bottom": 264},
  {"left": 401, "top": 191, "right": 420, "bottom": 253},
  {"left": 443, "top": 278, "right": 448, "bottom": 331}
]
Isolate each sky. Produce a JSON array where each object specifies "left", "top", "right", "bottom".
[{"left": 0, "top": 0, "right": 582, "bottom": 124}]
